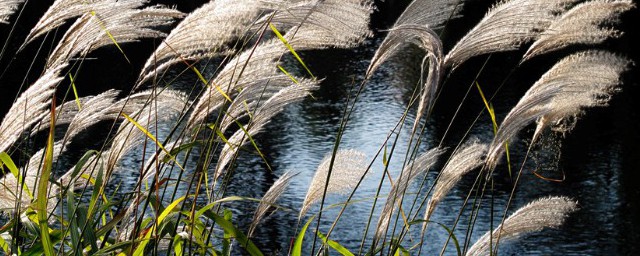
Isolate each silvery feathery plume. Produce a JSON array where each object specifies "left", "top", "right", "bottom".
[
  {"left": 370, "top": 25, "right": 444, "bottom": 134},
  {"left": 299, "top": 149, "right": 368, "bottom": 219},
  {"left": 0, "top": 172, "right": 30, "bottom": 211},
  {"left": 215, "top": 81, "right": 318, "bottom": 180},
  {"left": 187, "top": 0, "right": 373, "bottom": 130},
  {"left": 31, "top": 90, "right": 121, "bottom": 143},
  {"left": 422, "top": 141, "right": 486, "bottom": 233},
  {"left": 0, "top": 65, "right": 66, "bottom": 153},
  {"left": 444, "top": 0, "right": 578, "bottom": 68},
  {"left": 185, "top": 41, "right": 283, "bottom": 129},
  {"left": 392, "top": 0, "right": 464, "bottom": 28},
  {"left": 0, "top": 0, "right": 24, "bottom": 24},
  {"left": 466, "top": 196, "right": 578, "bottom": 256},
  {"left": 263, "top": 0, "right": 373, "bottom": 49},
  {"left": 248, "top": 171, "right": 296, "bottom": 237},
  {"left": 486, "top": 50, "right": 630, "bottom": 170},
  {"left": 523, "top": 0, "right": 635, "bottom": 61},
  {"left": 25, "top": 0, "right": 130, "bottom": 44},
  {"left": 102, "top": 89, "right": 187, "bottom": 174},
  {"left": 218, "top": 75, "right": 294, "bottom": 132},
  {"left": 57, "top": 89, "right": 188, "bottom": 185},
  {"left": 367, "top": 0, "right": 463, "bottom": 77},
  {"left": 46, "top": 3, "right": 182, "bottom": 68},
  {"left": 31, "top": 94, "right": 97, "bottom": 136},
  {"left": 136, "top": 0, "right": 270, "bottom": 86},
  {"left": 0, "top": 142, "right": 63, "bottom": 212},
  {"left": 116, "top": 139, "right": 184, "bottom": 240},
  {"left": 373, "top": 147, "right": 445, "bottom": 244},
  {"left": 23, "top": 0, "right": 169, "bottom": 46},
  {"left": 23, "top": 142, "right": 64, "bottom": 178},
  {"left": 61, "top": 90, "right": 123, "bottom": 142},
  {"left": 366, "top": 0, "right": 462, "bottom": 133}
]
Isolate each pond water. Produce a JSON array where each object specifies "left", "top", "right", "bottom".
[{"left": 208, "top": 33, "right": 640, "bottom": 255}]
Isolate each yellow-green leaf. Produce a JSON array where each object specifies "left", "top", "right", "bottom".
[
  {"left": 0, "top": 152, "right": 33, "bottom": 199},
  {"left": 37, "top": 100, "right": 56, "bottom": 256},
  {"left": 269, "top": 23, "right": 314, "bottom": 78},
  {"left": 69, "top": 74, "right": 82, "bottom": 110},
  {"left": 121, "top": 113, "right": 185, "bottom": 171},
  {"left": 133, "top": 196, "right": 186, "bottom": 256}
]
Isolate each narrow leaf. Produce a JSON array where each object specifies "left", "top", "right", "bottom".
[{"left": 269, "top": 23, "right": 314, "bottom": 78}]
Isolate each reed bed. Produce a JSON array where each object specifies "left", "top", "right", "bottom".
[{"left": 0, "top": 0, "right": 634, "bottom": 255}]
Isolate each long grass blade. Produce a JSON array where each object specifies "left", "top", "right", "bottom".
[
  {"left": 269, "top": 23, "right": 314, "bottom": 78},
  {"left": 292, "top": 215, "right": 315, "bottom": 256},
  {"left": 133, "top": 196, "right": 186, "bottom": 256},
  {"left": 36, "top": 99, "right": 56, "bottom": 256}
]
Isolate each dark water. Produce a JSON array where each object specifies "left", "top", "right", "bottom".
[
  {"left": 215, "top": 32, "right": 640, "bottom": 255},
  {"left": 1, "top": 1, "right": 639, "bottom": 255}
]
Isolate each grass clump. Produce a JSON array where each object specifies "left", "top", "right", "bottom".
[{"left": 0, "top": 0, "right": 635, "bottom": 255}]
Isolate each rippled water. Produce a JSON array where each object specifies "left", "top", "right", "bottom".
[{"left": 208, "top": 34, "right": 640, "bottom": 255}]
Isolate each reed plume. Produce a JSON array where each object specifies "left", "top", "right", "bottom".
[
  {"left": 46, "top": 3, "right": 182, "bottom": 68},
  {"left": 0, "top": 142, "right": 63, "bottom": 212},
  {"left": 218, "top": 75, "right": 294, "bottom": 132},
  {"left": 0, "top": 65, "right": 65, "bottom": 153},
  {"left": 373, "top": 147, "right": 445, "bottom": 244},
  {"left": 366, "top": 0, "right": 462, "bottom": 133},
  {"left": 423, "top": 141, "right": 486, "bottom": 230},
  {"left": 523, "top": 0, "right": 635, "bottom": 61},
  {"left": 299, "top": 149, "right": 368, "bottom": 219},
  {"left": 58, "top": 89, "right": 188, "bottom": 185},
  {"left": 444, "top": 0, "right": 578, "bottom": 68},
  {"left": 248, "top": 171, "right": 296, "bottom": 237},
  {"left": 265, "top": 0, "right": 373, "bottom": 49},
  {"left": 185, "top": 40, "right": 285, "bottom": 130},
  {"left": 136, "top": 0, "right": 268, "bottom": 86},
  {"left": 367, "top": 0, "right": 462, "bottom": 77},
  {"left": 215, "top": 81, "right": 318, "bottom": 180},
  {"left": 102, "top": 89, "right": 187, "bottom": 175},
  {"left": 31, "top": 94, "right": 96, "bottom": 136},
  {"left": 397, "top": 0, "right": 464, "bottom": 29},
  {"left": 0, "top": 172, "right": 36, "bottom": 211},
  {"left": 32, "top": 90, "right": 121, "bottom": 142},
  {"left": 187, "top": 0, "right": 372, "bottom": 130},
  {"left": 486, "top": 50, "right": 630, "bottom": 170},
  {"left": 23, "top": 0, "right": 161, "bottom": 45},
  {"left": 0, "top": 64, "right": 67, "bottom": 213},
  {"left": 368, "top": 25, "right": 444, "bottom": 134},
  {"left": 466, "top": 196, "right": 578, "bottom": 256},
  {"left": 61, "top": 90, "right": 122, "bottom": 142},
  {"left": 0, "top": 0, "right": 23, "bottom": 23},
  {"left": 23, "top": 142, "right": 64, "bottom": 178}
]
